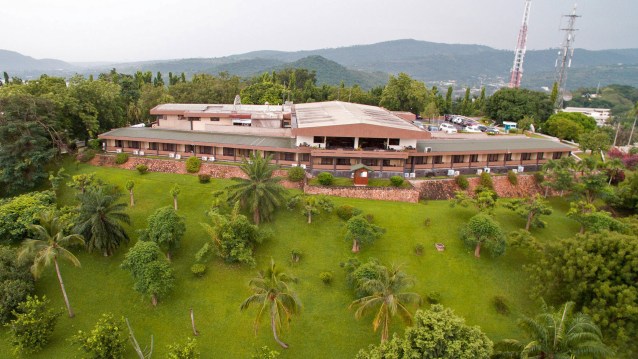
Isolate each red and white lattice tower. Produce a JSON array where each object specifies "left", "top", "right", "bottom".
[{"left": 509, "top": 0, "right": 532, "bottom": 88}]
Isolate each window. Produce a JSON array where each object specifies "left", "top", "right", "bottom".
[
  {"left": 149, "top": 142, "right": 158, "bottom": 150},
  {"left": 362, "top": 159, "right": 378, "bottom": 166},
  {"left": 452, "top": 155, "right": 465, "bottom": 164},
  {"left": 382, "top": 159, "right": 392, "bottom": 167},
  {"left": 129, "top": 141, "right": 140, "bottom": 149},
  {"left": 162, "top": 143, "right": 176, "bottom": 152},
  {"left": 321, "top": 158, "right": 333, "bottom": 165},
  {"left": 337, "top": 158, "right": 350, "bottom": 166},
  {"left": 188, "top": 117, "right": 200, "bottom": 121},
  {"left": 223, "top": 148, "right": 235, "bottom": 156},
  {"left": 414, "top": 156, "right": 428, "bottom": 165},
  {"left": 283, "top": 153, "right": 295, "bottom": 161},
  {"left": 552, "top": 152, "right": 563, "bottom": 160},
  {"left": 388, "top": 138, "right": 400, "bottom": 146},
  {"left": 433, "top": 156, "right": 443, "bottom": 164},
  {"left": 313, "top": 136, "right": 325, "bottom": 144},
  {"left": 185, "top": 145, "right": 195, "bottom": 153},
  {"left": 200, "top": 146, "right": 212, "bottom": 155},
  {"left": 521, "top": 153, "right": 531, "bottom": 161},
  {"left": 470, "top": 154, "right": 479, "bottom": 163},
  {"left": 115, "top": 140, "right": 123, "bottom": 148},
  {"left": 505, "top": 153, "right": 512, "bottom": 161},
  {"left": 537, "top": 152, "right": 545, "bottom": 160},
  {"left": 487, "top": 154, "right": 499, "bottom": 162},
  {"left": 300, "top": 154, "right": 310, "bottom": 162},
  {"left": 209, "top": 117, "right": 220, "bottom": 122}
]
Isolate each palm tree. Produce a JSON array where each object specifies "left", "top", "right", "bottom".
[
  {"left": 240, "top": 259, "right": 301, "bottom": 349},
  {"left": 74, "top": 187, "right": 131, "bottom": 256},
  {"left": 494, "top": 301, "right": 613, "bottom": 359},
  {"left": 349, "top": 265, "right": 422, "bottom": 343},
  {"left": 18, "top": 211, "right": 84, "bottom": 318},
  {"left": 603, "top": 157, "right": 625, "bottom": 185},
  {"left": 228, "top": 151, "right": 286, "bottom": 225}
]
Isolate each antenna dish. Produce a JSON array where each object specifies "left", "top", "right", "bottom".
[{"left": 562, "top": 91, "right": 573, "bottom": 102}]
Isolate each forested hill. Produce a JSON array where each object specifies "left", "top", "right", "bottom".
[{"left": 0, "top": 49, "right": 77, "bottom": 73}]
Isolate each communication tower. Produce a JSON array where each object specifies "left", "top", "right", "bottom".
[
  {"left": 509, "top": 0, "right": 532, "bottom": 88},
  {"left": 554, "top": 4, "right": 580, "bottom": 109}
]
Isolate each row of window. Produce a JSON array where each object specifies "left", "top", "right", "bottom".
[
  {"left": 312, "top": 137, "right": 401, "bottom": 146},
  {"left": 411, "top": 152, "right": 561, "bottom": 165}
]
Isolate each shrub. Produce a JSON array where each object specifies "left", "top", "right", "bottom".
[
  {"left": 115, "top": 153, "right": 129, "bottom": 165},
  {"left": 87, "top": 139, "right": 101, "bottom": 151},
  {"left": 167, "top": 337, "right": 199, "bottom": 359},
  {"left": 77, "top": 149, "right": 96, "bottom": 163},
  {"left": 336, "top": 205, "right": 362, "bottom": 221},
  {"left": 507, "top": 170, "right": 518, "bottom": 186},
  {"left": 190, "top": 264, "right": 207, "bottom": 277},
  {"left": 492, "top": 295, "right": 510, "bottom": 315},
  {"left": 72, "top": 313, "right": 127, "bottom": 359},
  {"left": 390, "top": 175, "right": 404, "bottom": 187},
  {"left": 479, "top": 172, "right": 494, "bottom": 190},
  {"left": 423, "top": 217, "right": 431, "bottom": 227},
  {"left": 364, "top": 213, "right": 375, "bottom": 223},
  {"left": 136, "top": 164, "right": 149, "bottom": 175},
  {"left": 185, "top": 156, "right": 201, "bottom": 173},
  {"left": 291, "top": 249, "right": 302, "bottom": 263},
  {"left": 533, "top": 172, "right": 544, "bottom": 184},
  {"left": 455, "top": 174, "right": 469, "bottom": 190},
  {"left": 7, "top": 295, "right": 59, "bottom": 355},
  {"left": 317, "top": 172, "right": 334, "bottom": 185},
  {"left": 198, "top": 174, "right": 211, "bottom": 183},
  {"left": 0, "top": 247, "right": 35, "bottom": 324},
  {"left": 287, "top": 166, "right": 306, "bottom": 182},
  {"left": 630, "top": 147, "right": 638, "bottom": 156},
  {"left": 426, "top": 291, "right": 442, "bottom": 304},
  {"left": 319, "top": 272, "right": 333, "bottom": 285},
  {"left": 414, "top": 243, "right": 424, "bottom": 255}
]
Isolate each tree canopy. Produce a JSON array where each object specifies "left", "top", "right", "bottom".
[
  {"left": 485, "top": 88, "right": 553, "bottom": 124},
  {"left": 139, "top": 206, "right": 186, "bottom": 261}
]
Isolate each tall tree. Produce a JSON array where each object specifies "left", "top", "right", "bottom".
[
  {"left": 240, "top": 259, "right": 301, "bottom": 349},
  {"left": 287, "top": 195, "right": 334, "bottom": 224},
  {"left": 18, "top": 211, "right": 84, "bottom": 317},
  {"left": 460, "top": 213, "right": 506, "bottom": 258},
  {"left": 379, "top": 73, "right": 429, "bottom": 114},
  {"left": 485, "top": 88, "right": 553, "bottom": 124},
  {"left": 503, "top": 195, "right": 553, "bottom": 231},
  {"left": 494, "top": 302, "right": 613, "bottom": 359},
  {"left": 139, "top": 206, "right": 186, "bottom": 261},
  {"left": 227, "top": 151, "right": 286, "bottom": 225},
  {"left": 170, "top": 184, "right": 180, "bottom": 211},
  {"left": 125, "top": 180, "right": 135, "bottom": 207},
  {"left": 121, "top": 241, "right": 175, "bottom": 306},
  {"left": 74, "top": 187, "right": 131, "bottom": 256},
  {"left": 346, "top": 215, "right": 385, "bottom": 253},
  {"left": 349, "top": 264, "right": 422, "bottom": 342}
]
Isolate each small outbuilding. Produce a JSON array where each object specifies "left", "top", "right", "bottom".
[
  {"left": 503, "top": 121, "right": 518, "bottom": 131},
  {"left": 351, "top": 164, "right": 373, "bottom": 186}
]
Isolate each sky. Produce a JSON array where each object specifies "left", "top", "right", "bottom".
[{"left": 1, "top": 0, "right": 636, "bottom": 63}]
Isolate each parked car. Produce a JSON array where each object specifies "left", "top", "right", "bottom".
[
  {"left": 452, "top": 117, "right": 464, "bottom": 124},
  {"left": 427, "top": 125, "right": 440, "bottom": 132},
  {"left": 486, "top": 127, "right": 501, "bottom": 135},
  {"left": 463, "top": 125, "right": 481, "bottom": 133},
  {"left": 478, "top": 125, "right": 488, "bottom": 132},
  {"left": 439, "top": 123, "right": 458, "bottom": 133}
]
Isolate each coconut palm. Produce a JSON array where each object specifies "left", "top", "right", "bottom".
[
  {"left": 74, "top": 187, "right": 131, "bottom": 256},
  {"left": 603, "top": 157, "right": 625, "bottom": 185},
  {"left": 349, "top": 264, "right": 422, "bottom": 343},
  {"left": 18, "top": 211, "right": 84, "bottom": 318},
  {"left": 227, "top": 151, "right": 286, "bottom": 224},
  {"left": 494, "top": 301, "right": 613, "bottom": 359},
  {"left": 240, "top": 259, "right": 301, "bottom": 349}
]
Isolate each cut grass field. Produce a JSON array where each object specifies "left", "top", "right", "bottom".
[{"left": 0, "top": 162, "right": 581, "bottom": 358}]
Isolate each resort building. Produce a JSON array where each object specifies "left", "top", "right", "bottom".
[
  {"left": 99, "top": 100, "right": 574, "bottom": 177},
  {"left": 562, "top": 107, "right": 611, "bottom": 127}
]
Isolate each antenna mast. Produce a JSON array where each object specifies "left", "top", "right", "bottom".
[
  {"left": 554, "top": 4, "right": 580, "bottom": 109},
  {"left": 509, "top": 0, "right": 532, "bottom": 89}
]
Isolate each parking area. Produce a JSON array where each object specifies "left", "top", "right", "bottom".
[{"left": 413, "top": 115, "right": 503, "bottom": 136}]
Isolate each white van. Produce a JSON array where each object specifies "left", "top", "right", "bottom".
[{"left": 439, "top": 123, "right": 458, "bottom": 133}]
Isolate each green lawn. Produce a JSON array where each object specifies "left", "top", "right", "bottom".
[{"left": 0, "top": 162, "right": 581, "bottom": 358}]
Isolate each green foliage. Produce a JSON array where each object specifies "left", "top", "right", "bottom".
[
  {"left": 288, "top": 194, "right": 334, "bottom": 224},
  {"left": 460, "top": 213, "right": 506, "bottom": 257},
  {"left": 0, "top": 191, "right": 55, "bottom": 244},
  {"left": 317, "top": 172, "right": 334, "bottom": 185},
  {"left": 251, "top": 345, "right": 281, "bottom": 359},
  {"left": 451, "top": 188, "right": 497, "bottom": 214},
  {"left": 136, "top": 164, "right": 149, "bottom": 174},
  {"left": 166, "top": 337, "right": 199, "bottom": 359},
  {"left": 343, "top": 258, "right": 385, "bottom": 297},
  {"left": 138, "top": 206, "right": 186, "bottom": 260},
  {"left": 319, "top": 271, "right": 333, "bottom": 285},
  {"left": 579, "top": 129, "right": 612, "bottom": 154},
  {"left": 48, "top": 167, "right": 69, "bottom": 192},
  {"left": 190, "top": 264, "right": 206, "bottom": 277},
  {"left": 426, "top": 291, "right": 441, "bottom": 304},
  {"left": 88, "top": 139, "right": 102, "bottom": 150},
  {"left": 72, "top": 313, "right": 127, "bottom": 359},
  {"left": 527, "top": 231, "right": 638, "bottom": 350},
  {"left": 355, "top": 305, "right": 493, "bottom": 359},
  {"left": 504, "top": 195, "right": 553, "bottom": 231},
  {"left": 479, "top": 172, "right": 494, "bottom": 190},
  {"left": 0, "top": 246, "right": 34, "bottom": 323},
  {"left": 335, "top": 205, "right": 362, "bottom": 220},
  {"left": 507, "top": 170, "right": 518, "bottom": 185},
  {"left": 379, "top": 73, "right": 429, "bottom": 114},
  {"left": 533, "top": 172, "right": 545, "bottom": 184},
  {"left": 454, "top": 174, "right": 469, "bottom": 189},
  {"left": 346, "top": 215, "right": 385, "bottom": 252},
  {"left": 567, "top": 201, "right": 626, "bottom": 234},
  {"left": 389, "top": 175, "right": 404, "bottom": 187},
  {"left": 114, "top": 152, "right": 129, "bottom": 164},
  {"left": 7, "top": 295, "right": 59, "bottom": 355},
  {"left": 287, "top": 166, "right": 306, "bottom": 182},
  {"left": 69, "top": 172, "right": 99, "bottom": 193},
  {"left": 414, "top": 243, "right": 424, "bottom": 255},
  {"left": 485, "top": 88, "right": 553, "bottom": 123},
  {"left": 121, "top": 241, "right": 175, "bottom": 306},
  {"left": 77, "top": 149, "right": 97, "bottom": 163},
  {"left": 198, "top": 173, "right": 210, "bottom": 183},
  {"left": 185, "top": 156, "right": 201, "bottom": 173},
  {"left": 492, "top": 296, "right": 510, "bottom": 315}
]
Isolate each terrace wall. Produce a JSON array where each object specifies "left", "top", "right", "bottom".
[
  {"left": 303, "top": 185, "right": 420, "bottom": 203},
  {"left": 412, "top": 174, "right": 546, "bottom": 200}
]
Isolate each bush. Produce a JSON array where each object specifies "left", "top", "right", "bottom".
[
  {"left": 414, "top": 243, "right": 424, "bottom": 255},
  {"left": 291, "top": 249, "right": 302, "bottom": 263},
  {"left": 185, "top": 156, "right": 201, "bottom": 173},
  {"left": 533, "top": 172, "right": 544, "bottom": 184},
  {"left": 77, "top": 149, "right": 96, "bottom": 163},
  {"left": 87, "top": 139, "right": 101, "bottom": 151},
  {"left": 479, "top": 172, "right": 494, "bottom": 190},
  {"left": 198, "top": 174, "right": 211, "bottom": 183},
  {"left": 492, "top": 295, "right": 510, "bottom": 315},
  {"left": 115, "top": 153, "right": 129, "bottom": 165},
  {"left": 335, "top": 205, "right": 362, "bottom": 221},
  {"left": 630, "top": 147, "right": 638, "bottom": 155},
  {"left": 455, "top": 174, "right": 469, "bottom": 190},
  {"left": 317, "top": 172, "right": 334, "bottom": 185},
  {"left": 0, "top": 247, "right": 35, "bottom": 324},
  {"left": 135, "top": 164, "right": 149, "bottom": 175},
  {"left": 423, "top": 217, "right": 431, "bottom": 227},
  {"left": 507, "top": 170, "right": 518, "bottom": 186},
  {"left": 190, "top": 264, "right": 207, "bottom": 277},
  {"left": 319, "top": 272, "right": 333, "bottom": 285},
  {"left": 390, "top": 175, "right": 404, "bottom": 187},
  {"left": 426, "top": 291, "right": 442, "bottom": 304},
  {"left": 167, "top": 337, "right": 199, "bottom": 359},
  {"left": 72, "top": 313, "right": 127, "bottom": 359},
  {"left": 8, "top": 295, "right": 59, "bottom": 355},
  {"left": 287, "top": 166, "right": 306, "bottom": 182},
  {"left": 364, "top": 213, "right": 375, "bottom": 223}
]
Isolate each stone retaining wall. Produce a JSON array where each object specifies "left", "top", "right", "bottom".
[
  {"left": 304, "top": 185, "right": 420, "bottom": 203},
  {"left": 412, "top": 174, "right": 547, "bottom": 200}
]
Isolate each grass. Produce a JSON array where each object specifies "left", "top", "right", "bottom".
[{"left": 0, "top": 162, "right": 581, "bottom": 358}]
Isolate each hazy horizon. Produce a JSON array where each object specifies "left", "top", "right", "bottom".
[{"left": 2, "top": 0, "right": 636, "bottom": 63}]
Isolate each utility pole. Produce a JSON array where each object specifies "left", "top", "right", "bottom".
[
  {"left": 509, "top": 0, "right": 532, "bottom": 89},
  {"left": 554, "top": 4, "right": 580, "bottom": 109}
]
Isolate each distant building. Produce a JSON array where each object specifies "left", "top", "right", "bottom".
[{"left": 562, "top": 107, "right": 611, "bottom": 127}]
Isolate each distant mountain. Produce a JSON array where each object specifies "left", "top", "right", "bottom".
[{"left": 0, "top": 49, "right": 77, "bottom": 74}]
